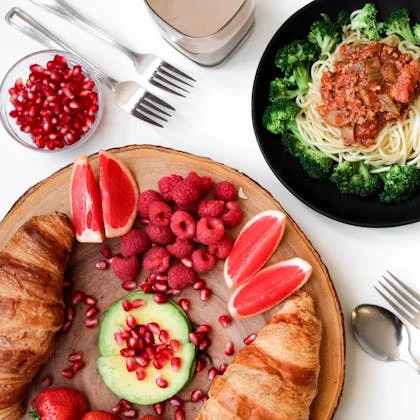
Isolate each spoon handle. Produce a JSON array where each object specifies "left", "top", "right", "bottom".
[{"left": 404, "top": 354, "right": 420, "bottom": 375}]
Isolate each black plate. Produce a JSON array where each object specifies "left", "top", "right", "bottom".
[{"left": 252, "top": 0, "right": 420, "bottom": 227}]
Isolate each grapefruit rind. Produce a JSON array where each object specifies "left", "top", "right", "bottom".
[
  {"left": 99, "top": 150, "right": 139, "bottom": 238},
  {"left": 70, "top": 155, "right": 105, "bottom": 243},
  {"left": 228, "top": 257, "right": 312, "bottom": 319},
  {"left": 224, "top": 210, "right": 286, "bottom": 288}
]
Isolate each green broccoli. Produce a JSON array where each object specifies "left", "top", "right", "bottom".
[
  {"left": 330, "top": 161, "right": 380, "bottom": 197},
  {"left": 308, "top": 13, "right": 342, "bottom": 55},
  {"left": 281, "top": 132, "right": 304, "bottom": 157},
  {"left": 269, "top": 77, "right": 299, "bottom": 101},
  {"left": 383, "top": 9, "right": 417, "bottom": 44},
  {"left": 262, "top": 99, "right": 300, "bottom": 134},
  {"left": 412, "top": 22, "right": 420, "bottom": 44},
  {"left": 275, "top": 40, "right": 318, "bottom": 95},
  {"left": 337, "top": 10, "right": 351, "bottom": 27},
  {"left": 379, "top": 165, "right": 420, "bottom": 203},
  {"left": 350, "top": 3, "right": 382, "bottom": 40}
]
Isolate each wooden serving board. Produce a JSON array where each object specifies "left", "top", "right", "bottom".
[{"left": 0, "top": 145, "right": 345, "bottom": 420}]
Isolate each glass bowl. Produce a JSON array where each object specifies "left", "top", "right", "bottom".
[{"left": 0, "top": 49, "right": 103, "bottom": 152}]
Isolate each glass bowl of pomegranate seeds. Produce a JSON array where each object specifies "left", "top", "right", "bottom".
[{"left": 0, "top": 50, "right": 103, "bottom": 152}]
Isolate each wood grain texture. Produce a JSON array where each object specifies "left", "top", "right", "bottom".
[{"left": 0, "top": 145, "right": 345, "bottom": 420}]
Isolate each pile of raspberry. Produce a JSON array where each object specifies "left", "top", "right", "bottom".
[{"left": 105, "top": 172, "right": 242, "bottom": 296}]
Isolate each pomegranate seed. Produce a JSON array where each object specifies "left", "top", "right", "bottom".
[
  {"left": 195, "top": 358, "right": 206, "bottom": 372},
  {"left": 135, "top": 356, "right": 149, "bottom": 367},
  {"left": 200, "top": 288, "right": 213, "bottom": 301},
  {"left": 84, "top": 295, "right": 96, "bottom": 306},
  {"left": 127, "top": 337, "right": 137, "bottom": 350},
  {"left": 178, "top": 298, "right": 190, "bottom": 311},
  {"left": 189, "top": 332, "right": 204, "bottom": 346},
  {"left": 191, "top": 389, "right": 204, "bottom": 402},
  {"left": 196, "top": 324, "right": 212, "bottom": 334},
  {"left": 244, "top": 333, "right": 257, "bottom": 345},
  {"left": 156, "top": 376, "right": 168, "bottom": 388},
  {"left": 72, "top": 361, "right": 86, "bottom": 372},
  {"left": 95, "top": 260, "right": 107, "bottom": 270},
  {"left": 62, "top": 368, "right": 74, "bottom": 379},
  {"left": 175, "top": 408, "right": 185, "bottom": 420},
  {"left": 155, "top": 274, "right": 168, "bottom": 281},
  {"left": 65, "top": 307, "right": 75, "bottom": 322},
  {"left": 85, "top": 306, "right": 99, "bottom": 319},
  {"left": 122, "top": 299, "right": 133, "bottom": 311},
  {"left": 159, "top": 330, "right": 170, "bottom": 344},
  {"left": 40, "top": 375, "right": 52, "bottom": 388},
  {"left": 126, "top": 357, "right": 137, "bottom": 372},
  {"left": 153, "top": 402, "right": 165, "bottom": 415},
  {"left": 169, "top": 396, "right": 183, "bottom": 408},
  {"left": 153, "top": 359, "right": 164, "bottom": 370},
  {"left": 122, "top": 409, "right": 138, "bottom": 419},
  {"left": 202, "top": 395, "right": 209, "bottom": 403},
  {"left": 153, "top": 293, "right": 168, "bottom": 304},
  {"left": 199, "top": 338, "right": 211, "bottom": 351},
  {"left": 68, "top": 352, "right": 83, "bottom": 362},
  {"left": 126, "top": 315, "right": 137, "bottom": 329},
  {"left": 208, "top": 367, "right": 218, "bottom": 381},
  {"left": 61, "top": 320, "right": 72, "bottom": 333},
  {"left": 120, "top": 329, "right": 131, "bottom": 339},
  {"left": 170, "top": 339, "right": 180, "bottom": 352},
  {"left": 72, "top": 291, "right": 85, "bottom": 305},
  {"left": 132, "top": 298, "right": 144, "bottom": 308},
  {"left": 114, "top": 332, "right": 123, "bottom": 345},
  {"left": 120, "top": 348, "right": 135, "bottom": 357},
  {"left": 112, "top": 402, "right": 122, "bottom": 413},
  {"left": 120, "top": 400, "right": 133, "bottom": 410},
  {"left": 100, "top": 246, "right": 112, "bottom": 259},
  {"left": 218, "top": 315, "right": 232, "bottom": 328},
  {"left": 225, "top": 342, "right": 234, "bottom": 356},
  {"left": 219, "top": 363, "right": 228, "bottom": 374},
  {"left": 84, "top": 318, "right": 99, "bottom": 328},
  {"left": 193, "top": 279, "right": 206, "bottom": 290},
  {"left": 147, "top": 322, "right": 160, "bottom": 334},
  {"left": 122, "top": 280, "right": 137, "bottom": 291},
  {"left": 171, "top": 357, "right": 182, "bottom": 372},
  {"left": 144, "top": 331, "right": 154, "bottom": 345},
  {"left": 153, "top": 280, "right": 167, "bottom": 293}
]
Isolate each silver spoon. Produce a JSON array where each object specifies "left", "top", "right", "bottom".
[{"left": 351, "top": 304, "right": 420, "bottom": 374}]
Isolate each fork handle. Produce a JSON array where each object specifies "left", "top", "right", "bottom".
[
  {"left": 29, "top": 0, "right": 135, "bottom": 58},
  {"left": 5, "top": 7, "right": 117, "bottom": 90}
]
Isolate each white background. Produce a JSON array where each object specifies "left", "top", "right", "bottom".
[{"left": 0, "top": 0, "right": 419, "bottom": 418}]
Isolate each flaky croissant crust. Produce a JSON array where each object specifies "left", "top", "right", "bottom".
[{"left": 0, "top": 213, "right": 74, "bottom": 419}]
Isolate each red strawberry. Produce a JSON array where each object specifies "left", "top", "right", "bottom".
[
  {"left": 32, "top": 387, "right": 88, "bottom": 420},
  {"left": 111, "top": 255, "right": 140, "bottom": 282},
  {"left": 82, "top": 411, "right": 119, "bottom": 420}
]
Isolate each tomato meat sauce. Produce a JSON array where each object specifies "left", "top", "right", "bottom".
[{"left": 318, "top": 41, "right": 420, "bottom": 147}]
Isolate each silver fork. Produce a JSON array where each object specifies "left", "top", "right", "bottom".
[
  {"left": 29, "top": 0, "right": 195, "bottom": 97},
  {"left": 6, "top": 8, "right": 174, "bottom": 128},
  {"left": 375, "top": 271, "right": 420, "bottom": 329}
]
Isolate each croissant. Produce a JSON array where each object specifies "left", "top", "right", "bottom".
[
  {"left": 0, "top": 213, "right": 74, "bottom": 419},
  {"left": 196, "top": 290, "right": 322, "bottom": 420}
]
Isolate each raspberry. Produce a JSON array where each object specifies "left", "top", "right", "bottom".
[
  {"left": 120, "top": 228, "right": 151, "bottom": 257},
  {"left": 191, "top": 249, "right": 216, "bottom": 273},
  {"left": 196, "top": 217, "right": 225, "bottom": 245},
  {"left": 167, "top": 238, "right": 195, "bottom": 259},
  {"left": 170, "top": 211, "right": 196, "bottom": 240},
  {"left": 197, "top": 199, "right": 225, "bottom": 218},
  {"left": 171, "top": 177, "right": 202, "bottom": 205},
  {"left": 214, "top": 181, "right": 237, "bottom": 202},
  {"left": 138, "top": 190, "right": 164, "bottom": 217},
  {"left": 158, "top": 174, "right": 183, "bottom": 202},
  {"left": 200, "top": 176, "right": 213, "bottom": 195},
  {"left": 149, "top": 201, "right": 172, "bottom": 227},
  {"left": 208, "top": 235, "right": 233, "bottom": 259},
  {"left": 111, "top": 255, "right": 140, "bottom": 282},
  {"left": 146, "top": 225, "right": 175, "bottom": 245},
  {"left": 222, "top": 201, "right": 242, "bottom": 227},
  {"left": 167, "top": 261, "right": 196, "bottom": 290},
  {"left": 142, "top": 247, "right": 171, "bottom": 273}
]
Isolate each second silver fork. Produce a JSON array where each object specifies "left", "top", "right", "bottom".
[{"left": 7, "top": 8, "right": 174, "bottom": 127}]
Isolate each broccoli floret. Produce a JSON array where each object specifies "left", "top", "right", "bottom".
[
  {"left": 350, "top": 3, "right": 382, "bottom": 40},
  {"left": 262, "top": 99, "right": 300, "bottom": 134},
  {"left": 330, "top": 161, "right": 380, "bottom": 197},
  {"left": 383, "top": 9, "right": 417, "bottom": 44},
  {"left": 275, "top": 40, "right": 318, "bottom": 95},
  {"left": 379, "top": 165, "right": 420, "bottom": 203},
  {"left": 308, "top": 13, "right": 342, "bottom": 55},
  {"left": 269, "top": 77, "right": 299, "bottom": 101},
  {"left": 337, "top": 10, "right": 351, "bottom": 27},
  {"left": 414, "top": 23, "right": 420, "bottom": 44},
  {"left": 281, "top": 132, "right": 305, "bottom": 157}
]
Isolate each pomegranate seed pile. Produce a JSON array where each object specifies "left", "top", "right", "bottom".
[{"left": 8, "top": 54, "right": 99, "bottom": 150}]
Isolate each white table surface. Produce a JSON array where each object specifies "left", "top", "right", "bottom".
[{"left": 0, "top": 0, "right": 419, "bottom": 418}]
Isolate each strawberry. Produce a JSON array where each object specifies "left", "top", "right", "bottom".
[
  {"left": 31, "top": 387, "right": 88, "bottom": 420},
  {"left": 82, "top": 411, "right": 120, "bottom": 420}
]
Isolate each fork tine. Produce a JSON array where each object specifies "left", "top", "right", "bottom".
[
  {"left": 144, "top": 92, "right": 176, "bottom": 110},
  {"left": 161, "top": 62, "right": 196, "bottom": 82},
  {"left": 132, "top": 108, "right": 163, "bottom": 128},
  {"left": 152, "top": 74, "right": 190, "bottom": 93},
  {"left": 386, "top": 271, "right": 420, "bottom": 304},
  {"left": 157, "top": 68, "right": 194, "bottom": 88},
  {"left": 383, "top": 276, "right": 420, "bottom": 311},
  {"left": 378, "top": 281, "right": 417, "bottom": 316},
  {"left": 137, "top": 104, "right": 168, "bottom": 122},
  {"left": 150, "top": 80, "right": 186, "bottom": 97},
  {"left": 375, "top": 286, "right": 415, "bottom": 321},
  {"left": 142, "top": 99, "right": 171, "bottom": 117}
]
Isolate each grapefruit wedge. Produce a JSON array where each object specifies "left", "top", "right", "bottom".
[
  {"left": 70, "top": 155, "right": 105, "bottom": 243},
  {"left": 224, "top": 210, "right": 286, "bottom": 288},
  {"left": 99, "top": 151, "right": 139, "bottom": 238},
  {"left": 228, "top": 257, "right": 313, "bottom": 319}
]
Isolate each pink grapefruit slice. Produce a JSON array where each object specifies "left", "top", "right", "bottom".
[
  {"left": 228, "top": 257, "right": 312, "bottom": 318},
  {"left": 99, "top": 150, "right": 139, "bottom": 238},
  {"left": 70, "top": 155, "right": 105, "bottom": 243},
  {"left": 224, "top": 210, "right": 286, "bottom": 288}
]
